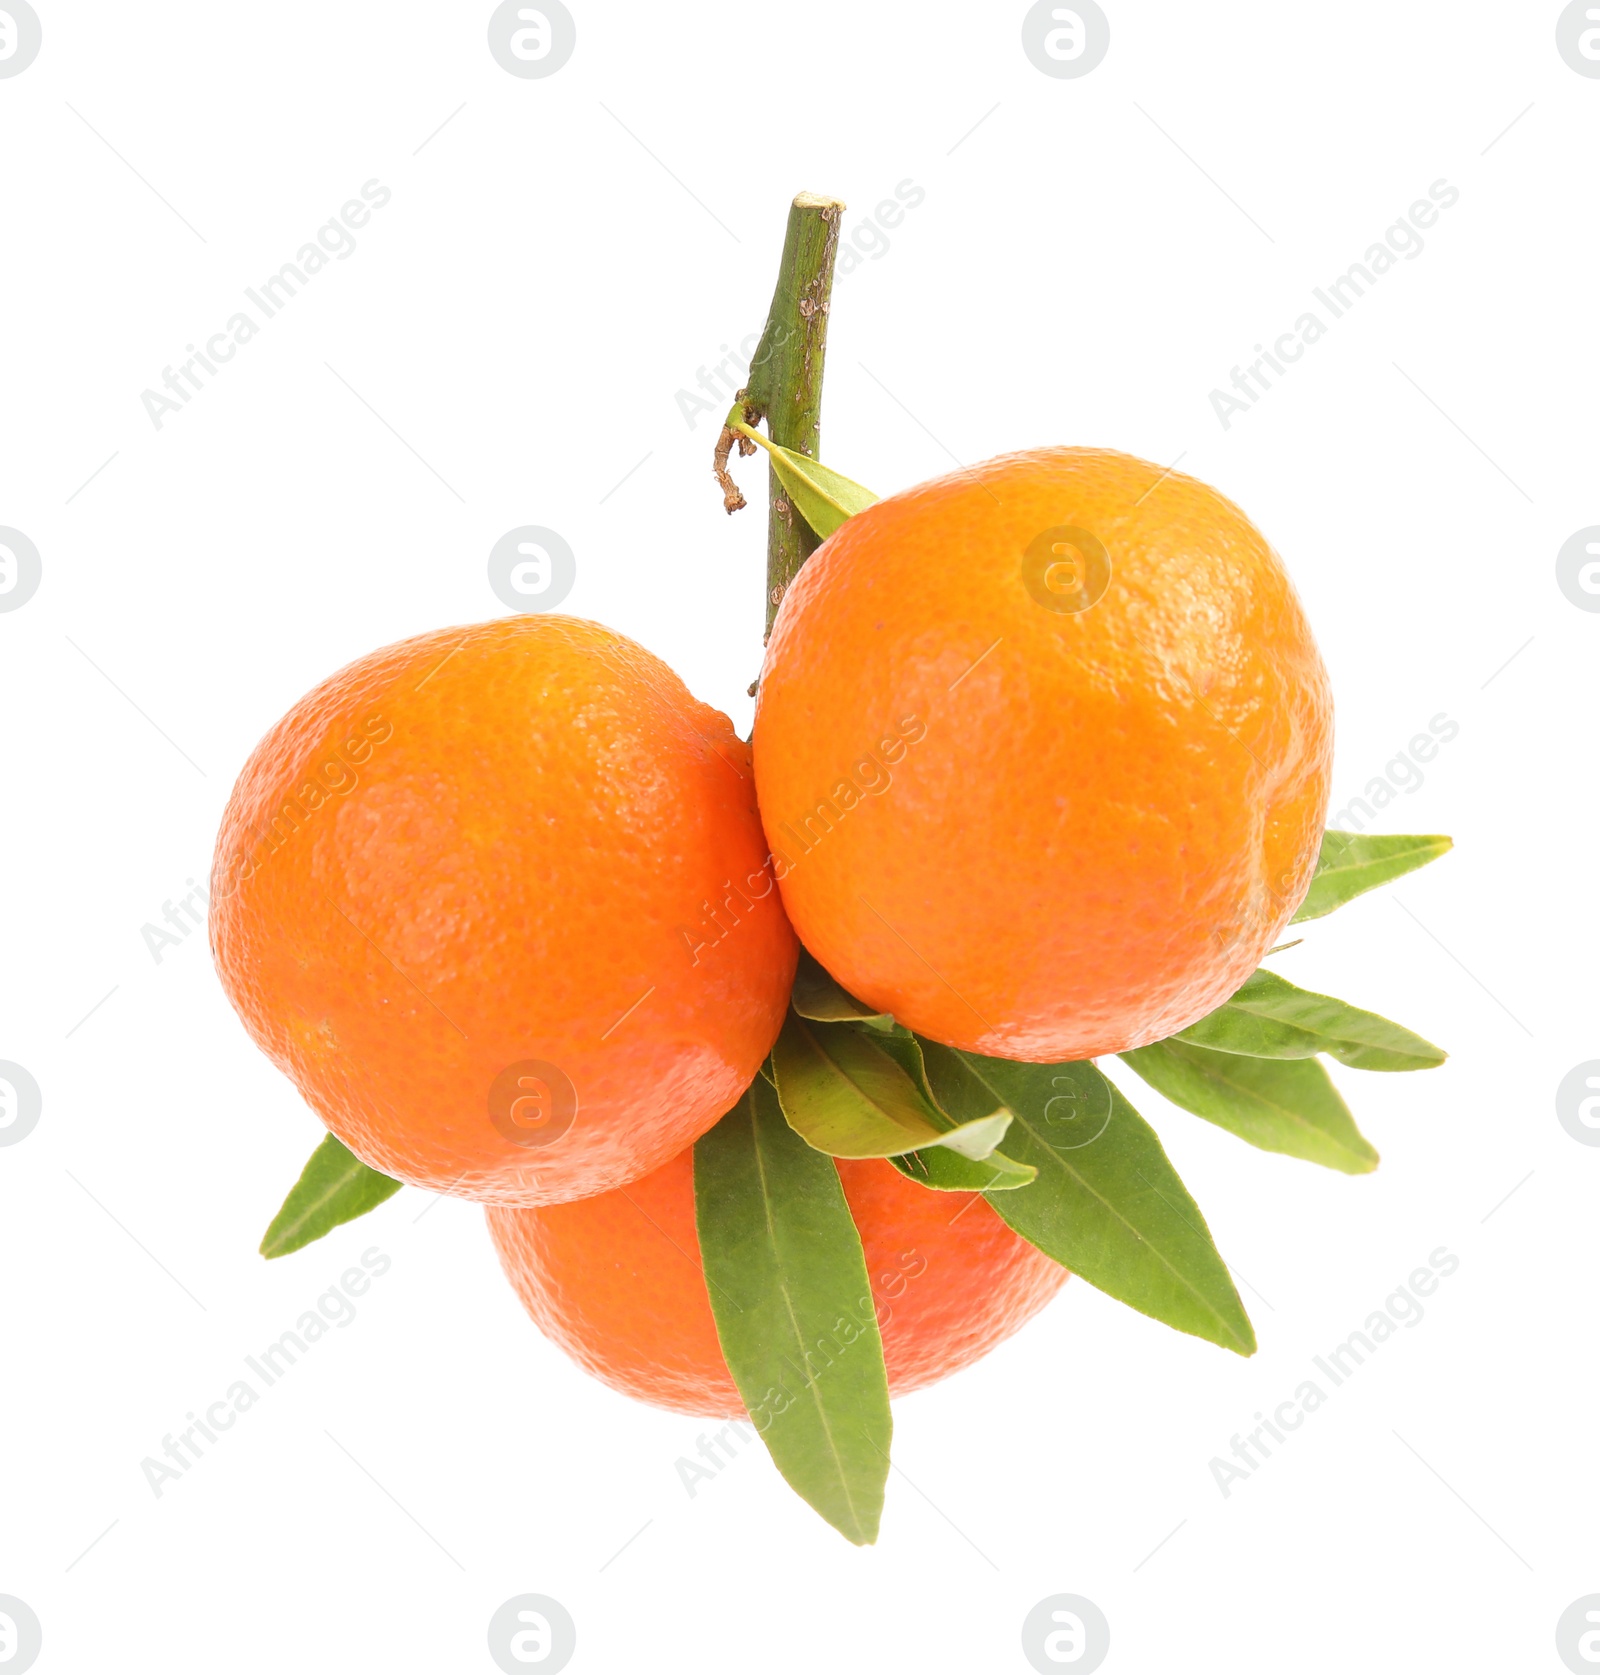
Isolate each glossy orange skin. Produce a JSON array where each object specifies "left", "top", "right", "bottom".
[
  {"left": 487, "top": 1143, "right": 1067, "bottom": 1416},
  {"left": 752, "top": 448, "right": 1333, "bottom": 1061},
  {"left": 211, "top": 616, "right": 797, "bottom": 1205}
]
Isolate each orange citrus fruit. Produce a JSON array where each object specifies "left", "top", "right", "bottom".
[
  {"left": 211, "top": 615, "right": 796, "bottom": 1205},
  {"left": 486, "top": 1139, "right": 1067, "bottom": 1415},
  {"left": 751, "top": 447, "right": 1332, "bottom": 1061}
]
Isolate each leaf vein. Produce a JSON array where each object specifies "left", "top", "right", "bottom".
[
  {"left": 968, "top": 1064, "right": 1241, "bottom": 1343},
  {"left": 746, "top": 1097, "right": 864, "bottom": 1538}
]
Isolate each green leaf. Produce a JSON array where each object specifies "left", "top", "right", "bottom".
[
  {"left": 771, "top": 1012, "right": 1011, "bottom": 1161},
  {"left": 790, "top": 948, "right": 894, "bottom": 1029},
  {"left": 887, "top": 1146, "right": 1037, "bottom": 1192},
  {"left": 1292, "top": 830, "right": 1452, "bottom": 923},
  {"left": 260, "top": 1134, "right": 402, "bottom": 1258},
  {"left": 870, "top": 1026, "right": 989, "bottom": 1120},
  {"left": 693, "top": 1078, "right": 892, "bottom": 1545},
  {"left": 729, "top": 418, "right": 878, "bottom": 540},
  {"left": 875, "top": 1032, "right": 1034, "bottom": 1190},
  {"left": 1120, "top": 1039, "right": 1378, "bottom": 1175},
  {"left": 1175, "top": 968, "right": 1446, "bottom": 1072},
  {"left": 918, "top": 1045, "right": 1255, "bottom": 1355}
]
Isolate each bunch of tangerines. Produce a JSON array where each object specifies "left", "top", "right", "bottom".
[{"left": 210, "top": 208, "right": 1449, "bottom": 1545}]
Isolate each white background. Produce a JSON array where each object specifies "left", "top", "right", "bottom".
[{"left": 2, "top": 3, "right": 1594, "bottom": 1671}]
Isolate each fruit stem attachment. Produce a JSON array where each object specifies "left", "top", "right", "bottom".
[{"left": 713, "top": 191, "right": 844, "bottom": 640}]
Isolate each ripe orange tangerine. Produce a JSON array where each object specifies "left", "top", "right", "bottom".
[
  {"left": 487, "top": 1141, "right": 1067, "bottom": 1416},
  {"left": 752, "top": 447, "right": 1333, "bottom": 1060},
  {"left": 212, "top": 615, "right": 796, "bottom": 1205}
]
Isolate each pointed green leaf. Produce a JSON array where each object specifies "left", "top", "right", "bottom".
[
  {"left": 857, "top": 1014, "right": 913, "bottom": 1036},
  {"left": 260, "top": 1134, "right": 402, "bottom": 1258},
  {"left": 769, "top": 447, "right": 879, "bottom": 539},
  {"left": 918, "top": 1045, "right": 1255, "bottom": 1355},
  {"left": 1121, "top": 1039, "right": 1378, "bottom": 1174},
  {"left": 1175, "top": 968, "right": 1446, "bottom": 1072},
  {"left": 888, "top": 1146, "right": 1038, "bottom": 1191},
  {"left": 905, "top": 1039, "right": 1006, "bottom": 1122},
  {"left": 790, "top": 948, "right": 894, "bottom": 1029},
  {"left": 873, "top": 1032, "right": 1035, "bottom": 1189},
  {"left": 1292, "top": 830, "right": 1453, "bottom": 922},
  {"left": 869, "top": 1027, "right": 990, "bottom": 1122},
  {"left": 868, "top": 1029, "right": 1036, "bottom": 1190},
  {"left": 731, "top": 420, "right": 878, "bottom": 540},
  {"left": 772, "top": 1013, "right": 1011, "bottom": 1161},
  {"left": 693, "top": 1078, "right": 891, "bottom": 1545}
]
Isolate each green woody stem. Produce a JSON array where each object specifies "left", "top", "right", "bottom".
[{"left": 715, "top": 192, "right": 844, "bottom": 640}]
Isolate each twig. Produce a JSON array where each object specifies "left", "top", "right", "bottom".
[{"left": 713, "top": 192, "right": 845, "bottom": 639}]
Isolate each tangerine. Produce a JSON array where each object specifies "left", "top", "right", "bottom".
[
  {"left": 212, "top": 615, "right": 796, "bottom": 1205},
  {"left": 486, "top": 1139, "right": 1067, "bottom": 1416},
  {"left": 751, "top": 447, "right": 1333, "bottom": 1060}
]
